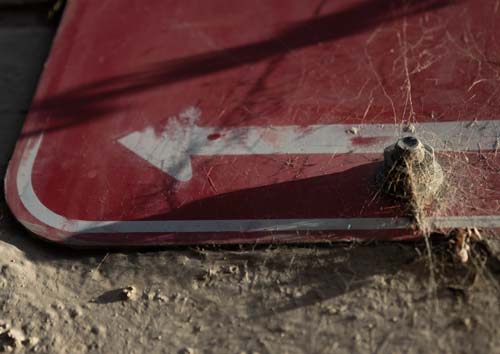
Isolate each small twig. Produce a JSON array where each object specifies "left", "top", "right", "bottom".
[
  {"left": 92, "top": 253, "right": 109, "bottom": 273},
  {"left": 467, "top": 78, "right": 488, "bottom": 91},
  {"left": 206, "top": 166, "right": 218, "bottom": 192}
]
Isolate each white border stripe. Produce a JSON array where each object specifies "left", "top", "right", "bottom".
[{"left": 16, "top": 136, "right": 500, "bottom": 235}]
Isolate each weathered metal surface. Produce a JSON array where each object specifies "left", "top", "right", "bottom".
[{"left": 4, "top": 0, "right": 500, "bottom": 245}]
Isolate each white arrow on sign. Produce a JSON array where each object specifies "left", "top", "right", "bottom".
[{"left": 118, "top": 107, "right": 500, "bottom": 181}]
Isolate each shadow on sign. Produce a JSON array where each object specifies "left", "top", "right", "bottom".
[{"left": 23, "top": 0, "right": 458, "bottom": 137}]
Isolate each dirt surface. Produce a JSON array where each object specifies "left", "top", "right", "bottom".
[
  {"left": 1, "top": 203, "right": 500, "bottom": 354},
  {"left": 1, "top": 4, "right": 500, "bottom": 354}
]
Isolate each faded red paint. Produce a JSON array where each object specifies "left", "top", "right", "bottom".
[
  {"left": 351, "top": 136, "right": 389, "bottom": 147},
  {"left": 4, "top": 0, "right": 500, "bottom": 246},
  {"left": 207, "top": 133, "right": 222, "bottom": 141}
]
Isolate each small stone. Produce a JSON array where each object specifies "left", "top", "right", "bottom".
[
  {"left": 0, "top": 321, "right": 8, "bottom": 330},
  {"left": 192, "top": 324, "right": 202, "bottom": 334},
  {"left": 51, "top": 302, "right": 65, "bottom": 311},
  {"left": 462, "top": 317, "right": 472, "bottom": 329},
  {"left": 347, "top": 127, "right": 359, "bottom": 135},
  {"left": 68, "top": 307, "right": 82, "bottom": 318},
  {"left": 176, "top": 256, "right": 190, "bottom": 265},
  {"left": 121, "top": 286, "right": 137, "bottom": 301},
  {"left": 22, "top": 336, "right": 39, "bottom": 347},
  {"left": 90, "top": 325, "right": 104, "bottom": 336},
  {"left": 321, "top": 306, "right": 338, "bottom": 315},
  {"left": 154, "top": 291, "right": 168, "bottom": 302}
]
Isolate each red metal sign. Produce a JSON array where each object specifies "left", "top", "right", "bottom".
[{"left": 5, "top": 0, "right": 500, "bottom": 246}]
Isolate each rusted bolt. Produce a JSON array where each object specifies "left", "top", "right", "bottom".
[{"left": 382, "top": 136, "right": 443, "bottom": 202}]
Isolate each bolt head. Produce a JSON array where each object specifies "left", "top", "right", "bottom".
[{"left": 394, "top": 136, "right": 425, "bottom": 162}]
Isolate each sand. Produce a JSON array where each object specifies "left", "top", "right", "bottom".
[{"left": 1, "top": 201, "right": 499, "bottom": 353}]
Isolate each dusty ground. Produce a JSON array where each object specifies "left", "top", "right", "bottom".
[
  {"left": 1, "top": 203, "right": 500, "bottom": 354},
  {"left": 1, "top": 2, "right": 500, "bottom": 354}
]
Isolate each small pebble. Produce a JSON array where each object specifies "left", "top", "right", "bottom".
[
  {"left": 122, "top": 286, "right": 137, "bottom": 301},
  {"left": 347, "top": 127, "right": 359, "bottom": 135}
]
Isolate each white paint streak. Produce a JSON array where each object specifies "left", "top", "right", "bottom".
[
  {"left": 119, "top": 108, "right": 500, "bottom": 181},
  {"left": 15, "top": 133, "right": 500, "bottom": 237},
  {"left": 16, "top": 135, "right": 412, "bottom": 233},
  {"left": 16, "top": 136, "right": 410, "bottom": 233}
]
